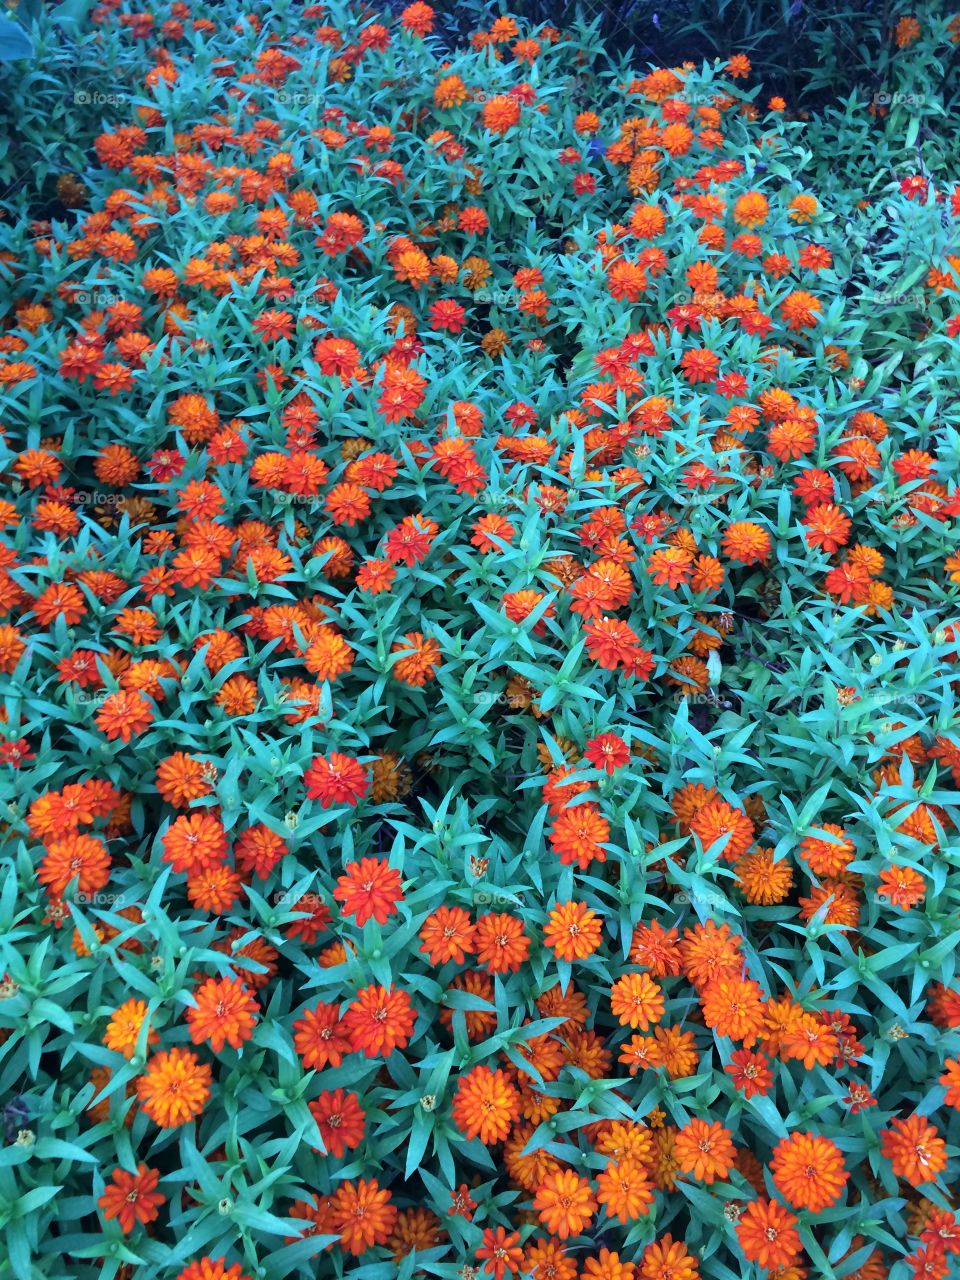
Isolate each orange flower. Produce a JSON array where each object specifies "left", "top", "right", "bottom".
[
  {"left": 98, "top": 1163, "right": 165, "bottom": 1233},
  {"left": 939, "top": 1058, "right": 960, "bottom": 1108},
  {"left": 688, "top": 799, "right": 754, "bottom": 864},
  {"left": 391, "top": 631, "right": 441, "bottom": 685},
  {"left": 771, "top": 1132, "right": 848, "bottom": 1212},
  {"left": 736, "top": 1198, "right": 801, "bottom": 1270},
  {"left": 549, "top": 803, "right": 610, "bottom": 869},
  {"left": 483, "top": 94, "right": 521, "bottom": 134},
  {"left": 309, "top": 1088, "right": 366, "bottom": 1158},
  {"left": 103, "top": 998, "right": 158, "bottom": 1059},
  {"left": 544, "top": 901, "right": 602, "bottom": 960},
  {"left": 329, "top": 1178, "right": 397, "bottom": 1255},
  {"left": 452, "top": 1066, "right": 520, "bottom": 1143},
  {"left": 595, "top": 1157, "right": 654, "bottom": 1223},
  {"left": 176, "top": 1259, "right": 251, "bottom": 1280},
  {"left": 137, "top": 1048, "right": 211, "bottom": 1128},
  {"left": 474, "top": 912, "right": 530, "bottom": 973},
  {"left": 701, "top": 976, "right": 766, "bottom": 1044},
  {"left": 804, "top": 502, "right": 851, "bottom": 552},
  {"left": 38, "top": 832, "right": 111, "bottom": 898},
  {"left": 639, "top": 1234, "right": 700, "bottom": 1280},
  {"left": 534, "top": 1169, "right": 597, "bottom": 1239},
  {"left": 162, "top": 812, "right": 228, "bottom": 876},
  {"left": 334, "top": 857, "right": 403, "bottom": 926},
  {"left": 880, "top": 1113, "right": 948, "bottom": 1186},
  {"left": 674, "top": 1119, "right": 736, "bottom": 1184},
  {"left": 721, "top": 521, "right": 770, "bottom": 565},
  {"left": 610, "top": 973, "right": 664, "bottom": 1029},
  {"left": 419, "top": 905, "right": 475, "bottom": 964},
  {"left": 780, "top": 289, "right": 822, "bottom": 331},
  {"left": 798, "top": 825, "right": 855, "bottom": 877},
  {"left": 95, "top": 690, "right": 154, "bottom": 741},
  {"left": 779, "top": 1012, "right": 839, "bottom": 1068},
  {"left": 733, "top": 191, "right": 769, "bottom": 228},
  {"left": 293, "top": 1002, "right": 351, "bottom": 1069},
  {"left": 341, "top": 984, "right": 416, "bottom": 1057},
  {"left": 187, "top": 976, "right": 258, "bottom": 1052},
  {"left": 304, "top": 752, "right": 369, "bottom": 808},
  {"left": 877, "top": 865, "right": 926, "bottom": 908},
  {"left": 155, "top": 753, "right": 213, "bottom": 807}
]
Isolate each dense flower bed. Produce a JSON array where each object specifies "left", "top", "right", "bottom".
[{"left": 1, "top": 2, "right": 960, "bottom": 1278}]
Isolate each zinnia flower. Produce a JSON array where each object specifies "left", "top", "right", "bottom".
[
  {"left": 304, "top": 752, "right": 369, "bottom": 807},
  {"left": 452, "top": 1066, "right": 520, "bottom": 1143},
  {"left": 533, "top": 1169, "right": 597, "bottom": 1239},
  {"left": 736, "top": 1198, "right": 801, "bottom": 1270},
  {"left": 186, "top": 976, "right": 259, "bottom": 1052},
  {"left": 341, "top": 984, "right": 416, "bottom": 1057},
  {"left": 137, "top": 1048, "right": 212, "bottom": 1128},
  {"left": 334, "top": 857, "right": 403, "bottom": 926},
  {"left": 98, "top": 1163, "right": 165, "bottom": 1233},
  {"left": 771, "top": 1131, "right": 848, "bottom": 1212}
]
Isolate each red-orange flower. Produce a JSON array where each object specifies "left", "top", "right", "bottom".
[
  {"left": 186, "top": 976, "right": 259, "bottom": 1052},
  {"left": 771, "top": 1131, "right": 848, "bottom": 1211},
  {"left": 880, "top": 1113, "right": 948, "bottom": 1186},
  {"left": 304, "top": 752, "right": 369, "bottom": 807},
  {"left": 98, "top": 1163, "right": 165, "bottom": 1233},
  {"left": 452, "top": 1066, "right": 520, "bottom": 1143},
  {"left": 334, "top": 857, "right": 403, "bottom": 926},
  {"left": 736, "top": 1198, "right": 801, "bottom": 1271},
  {"left": 329, "top": 1178, "right": 397, "bottom": 1255},
  {"left": 674, "top": 1119, "right": 736, "bottom": 1184},
  {"left": 341, "top": 985, "right": 416, "bottom": 1057},
  {"left": 533, "top": 1169, "right": 597, "bottom": 1239}
]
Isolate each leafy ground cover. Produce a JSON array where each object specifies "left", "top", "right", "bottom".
[{"left": 0, "top": 2, "right": 959, "bottom": 1278}]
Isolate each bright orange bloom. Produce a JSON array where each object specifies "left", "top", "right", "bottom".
[
  {"left": 176, "top": 1259, "right": 251, "bottom": 1280},
  {"left": 483, "top": 94, "right": 521, "bottom": 134},
  {"left": 155, "top": 753, "right": 213, "bottom": 807},
  {"left": 477, "top": 1226, "right": 524, "bottom": 1278},
  {"left": 880, "top": 1113, "right": 948, "bottom": 1186},
  {"left": 95, "top": 690, "right": 154, "bottom": 741},
  {"left": 186, "top": 977, "right": 259, "bottom": 1052},
  {"left": 610, "top": 972, "right": 664, "bottom": 1029},
  {"left": 474, "top": 912, "right": 530, "bottom": 973},
  {"left": 940, "top": 1058, "right": 960, "bottom": 1108},
  {"left": 419, "top": 906, "right": 476, "bottom": 964},
  {"left": 639, "top": 1234, "right": 700, "bottom": 1280},
  {"left": 334, "top": 857, "right": 403, "bottom": 926},
  {"left": 701, "top": 976, "right": 766, "bottom": 1044},
  {"left": 674, "top": 1119, "right": 736, "bottom": 1184},
  {"left": 595, "top": 1157, "right": 654, "bottom": 1223},
  {"left": 38, "top": 832, "right": 111, "bottom": 898},
  {"left": 452, "top": 1066, "right": 520, "bottom": 1143},
  {"left": 533, "top": 1169, "right": 597, "bottom": 1239},
  {"left": 293, "top": 1002, "right": 352, "bottom": 1069},
  {"left": 391, "top": 631, "right": 441, "bottom": 685},
  {"left": 549, "top": 803, "right": 610, "bottom": 869},
  {"left": 103, "top": 999, "right": 158, "bottom": 1059},
  {"left": 877, "top": 865, "right": 926, "bottom": 908},
  {"left": 544, "top": 901, "right": 603, "bottom": 960},
  {"left": 736, "top": 1198, "right": 801, "bottom": 1270},
  {"left": 162, "top": 812, "right": 228, "bottom": 876},
  {"left": 689, "top": 799, "right": 754, "bottom": 863},
  {"left": 304, "top": 752, "right": 369, "bottom": 807},
  {"left": 98, "top": 1163, "right": 165, "bottom": 1232},
  {"left": 137, "top": 1048, "right": 211, "bottom": 1128},
  {"left": 771, "top": 1131, "right": 848, "bottom": 1212},
  {"left": 329, "top": 1178, "right": 397, "bottom": 1255},
  {"left": 309, "top": 1088, "right": 366, "bottom": 1157},
  {"left": 342, "top": 985, "right": 416, "bottom": 1057},
  {"left": 721, "top": 521, "right": 770, "bottom": 565}
]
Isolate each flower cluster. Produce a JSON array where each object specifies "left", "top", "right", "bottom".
[{"left": 0, "top": 1, "right": 959, "bottom": 1278}]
